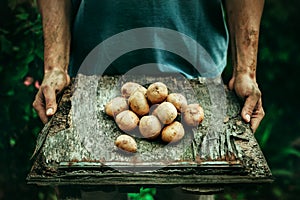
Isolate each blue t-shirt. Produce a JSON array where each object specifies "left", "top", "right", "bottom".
[{"left": 69, "top": 0, "right": 228, "bottom": 78}]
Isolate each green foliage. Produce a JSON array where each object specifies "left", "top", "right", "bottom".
[
  {"left": 0, "top": 0, "right": 53, "bottom": 199},
  {"left": 128, "top": 188, "right": 156, "bottom": 200}
]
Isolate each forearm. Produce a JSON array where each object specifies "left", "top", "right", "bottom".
[
  {"left": 224, "top": 0, "right": 264, "bottom": 80},
  {"left": 37, "top": 0, "right": 72, "bottom": 73}
]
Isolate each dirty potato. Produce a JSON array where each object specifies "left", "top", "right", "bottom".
[
  {"left": 154, "top": 102, "right": 178, "bottom": 124},
  {"left": 139, "top": 115, "right": 162, "bottom": 139},
  {"left": 183, "top": 104, "right": 204, "bottom": 126},
  {"left": 115, "top": 110, "right": 139, "bottom": 132},
  {"left": 115, "top": 134, "right": 137, "bottom": 153},
  {"left": 121, "top": 82, "right": 146, "bottom": 98},
  {"left": 166, "top": 93, "right": 188, "bottom": 112},
  {"left": 161, "top": 121, "right": 185, "bottom": 143},
  {"left": 105, "top": 97, "right": 128, "bottom": 117},
  {"left": 128, "top": 90, "right": 150, "bottom": 116},
  {"left": 146, "top": 82, "right": 168, "bottom": 104}
]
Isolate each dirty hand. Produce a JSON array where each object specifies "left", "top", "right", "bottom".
[
  {"left": 33, "top": 68, "right": 70, "bottom": 124},
  {"left": 229, "top": 73, "right": 265, "bottom": 133}
]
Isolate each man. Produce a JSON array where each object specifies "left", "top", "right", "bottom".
[
  {"left": 32, "top": 0, "right": 264, "bottom": 199},
  {"left": 33, "top": 0, "right": 264, "bottom": 133}
]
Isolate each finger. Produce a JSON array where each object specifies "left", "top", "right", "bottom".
[
  {"left": 228, "top": 78, "right": 235, "bottom": 91},
  {"left": 32, "top": 91, "right": 48, "bottom": 124},
  {"left": 241, "top": 91, "right": 261, "bottom": 123},
  {"left": 42, "top": 85, "right": 58, "bottom": 116},
  {"left": 66, "top": 74, "right": 71, "bottom": 85},
  {"left": 251, "top": 118, "right": 260, "bottom": 133},
  {"left": 250, "top": 98, "right": 265, "bottom": 133}
]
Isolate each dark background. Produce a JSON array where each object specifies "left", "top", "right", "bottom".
[{"left": 0, "top": 0, "right": 299, "bottom": 199}]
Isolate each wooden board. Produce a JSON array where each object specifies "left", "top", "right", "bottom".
[{"left": 27, "top": 74, "right": 272, "bottom": 190}]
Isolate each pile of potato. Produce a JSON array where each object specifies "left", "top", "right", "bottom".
[{"left": 105, "top": 82, "right": 204, "bottom": 153}]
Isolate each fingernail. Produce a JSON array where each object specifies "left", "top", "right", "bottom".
[
  {"left": 46, "top": 108, "right": 54, "bottom": 116},
  {"left": 245, "top": 114, "right": 251, "bottom": 122}
]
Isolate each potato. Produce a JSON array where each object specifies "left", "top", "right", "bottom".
[
  {"left": 161, "top": 121, "right": 185, "bottom": 143},
  {"left": 105, "top": 97, "right": 128, "bottom": 117},
  {"left": 183, "top": 104, "right": 204, "bottom": 126},
  {"left": 115, "top": 110, "right": 139, "bottom": 132},
  {"left": 166, "top": 93, "right": 188, "bottom": 112},
  {"left": 121, "top": 82, "right": 146, "bottom": 98},
  {"left": 135, "top": 85, "right": 147, "bottom": 95},
  {"left": 115, "top": 134, "right": 137, "bottom": 153},
  {"left": 139, "top": 115, "right": 162, "bottom": 139},
  {"left": 146, "top": 82, "right": 168, "bottom": 104},
  {"left": 128, "top": 90, "right": 149, "bottom": 116},
  {"left": 154, "top": 102, "right": 178, "bottom": 124}
]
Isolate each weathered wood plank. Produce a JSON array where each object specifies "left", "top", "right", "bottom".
[{"left": 28, "top": 74, "right": 272, "bottom": 188}]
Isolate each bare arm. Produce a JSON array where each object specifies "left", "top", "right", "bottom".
[
  {"left": 37, "top": 0, "right": 72, "bottom": 73},
  {"left": 33, "top": 0, "right": 72, "bottom": 123},
  {"left": 224, "top": 0, "right": 265, "bottom": 132}
]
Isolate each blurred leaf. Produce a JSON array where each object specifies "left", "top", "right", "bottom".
[
  {"left": 282, "top": 147, "right": 300, "bottom": 158},
  {"left": 34, "top": 46, "right": 44, "bottom": 60},
  {"left": 0, "top": 28, "right": 9, "bottom": 34},
  {"left": 272, "top": 187, "right": 283, "bottom": 199},
  {"left": 224, "top": 193, "right": 234, "bottom": 200},
  {"left": 256, "top": 104, "right": 282, "bottom": 148},
  {"left": 8, "top": 0, "right": 18, "bottom": 9},
  {"left": 272, "top": 169, "right": 294, "bottom": 177},
  {"left": 143, "top": 194, "right": 154, "bottom": 200},
  {"left": 0, "top": 34, "right": 13, "bottom": 54},
  {"left": 24, "top": 53, "right": 35, "bottom": 65},
  {"left": 10, "top": 137, "right": 16, "bottom": 147},
  {"left": 12, "top": 65, "right": 29, "bottom": 81},
  {"left": 140, "top": 188, "right": 155, "bottom": 195},
  {"left": 6, "top": 89, "right": 15, "bottom": 96},
  {"left": 128, "top": 188, "right": 156, "bottom": 200},
  {"left": 260, "top": 123, "right": 273, "bottom": 148},
  {"left": 260, "top": 47, "right": 273, "bottom": 63},
  {"left": 23, "top": 115, "right": 30, "bottom": 122},
  {"left": 278, "top": 51, "right": 290, "bottom": 62},
  {"left": 32, "top": 107, "right": 39, "bottom": 119},
  {"left": 128, "top": 193, "right": 139, "bottom": 198},
  {"left": 16, "top": 12, "right": 29, "bottom": 20}
]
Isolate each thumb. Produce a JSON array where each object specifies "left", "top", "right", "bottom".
[
  {"left": 228, "top": 78, "right": 235, "bottom": 91},
  {"left": 42, "top": 86, "right": 58, "bottom": 116}
]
